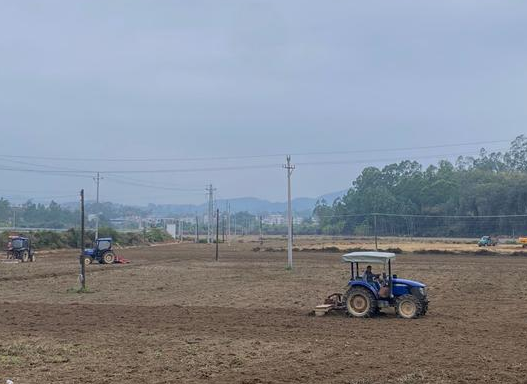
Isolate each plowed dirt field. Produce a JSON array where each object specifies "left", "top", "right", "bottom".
[{"left": 1, "top": 241, "right": 527, "bottom": 383}]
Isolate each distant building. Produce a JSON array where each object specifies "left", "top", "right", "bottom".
[
  {"left": 293, "top": 217, "right": 304, "bottom": 225},
  {"left": 262, "top": 214, "right": 285, "bottom": 225},
  {"left": 179, "top": 217, "right": 195, "bottom": 225},
  {"left": 166, "top": 223, "right": 177, "bottom": 238}
]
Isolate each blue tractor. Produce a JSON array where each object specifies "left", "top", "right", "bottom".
[
  {"left": 322, "top": 252, "right": 428, "bottom": 319},
  {"left": 478, "top": 236, "right": 497, "bottom": 247},
  {"left": 6, "top": 236, "right": 35, "bottom": 263},
  {"left": 82, "top": 237, "right": 117, "bottom": 265}
]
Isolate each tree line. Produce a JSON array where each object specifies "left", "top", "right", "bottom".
[{"left": 313, "top": 135, "right": 527, "bottom": 237}]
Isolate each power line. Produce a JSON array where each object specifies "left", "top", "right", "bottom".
[
  {"left": 104, "top": 175, "right": 204, "bottom": 192},
  {"left": 0, "top": 194, "right": 79, "bottom": 201},
  {"left": 0, "top": 148, "right": 506, "bottom": 175},
  {"left": 0, "top": 166, "right": 94, "bottom": 178},
  {"left": 0, "top": 139, "right": 509, "bottom": 162},
  {"left": 294, "top": 149, "right": 509, "bottom": 168},
  {"left": 315, "top": 212, "right": 527, "bottom": 219},
  {"left": 0, "top": 163, "right": 279, "bottom": 174},
  {"left": 0, "top": 157, "right": 87, "bottom": 172},
  {"left": 104, "top": 174, "right": 203, "bottom": 190},
  {"left": 0, "top": 188, "right": 75, "bottom": 194}
]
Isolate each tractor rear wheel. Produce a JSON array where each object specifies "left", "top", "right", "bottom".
[
  {"left": 102, "top": 252, "right": 115, "bottom": 264},
  {"left": 21, "top": 251, "right": 29, "bottom": 263},
  {"left": 396, "top": 294, "right": 423, "bottom": 319},
  {"left": 30, "top": 254, "right": 36, "bottom": 262},
  {"left": 345, "top": 287, "right": 377, "bottom": 318}
]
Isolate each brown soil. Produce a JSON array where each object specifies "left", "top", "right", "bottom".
[
  {"left": 1, "top": 241, "right": 527, "bottom": 383},
  {"left": 265, "top": 235, "right": 527, "bottom": 255}
]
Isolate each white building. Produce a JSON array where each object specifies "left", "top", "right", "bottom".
[
  {"left": 262, "top": 214, "right": 285, "bottom": 225},
  {"left": 293, "top": 217, "right": 304, "bottom": 225}
]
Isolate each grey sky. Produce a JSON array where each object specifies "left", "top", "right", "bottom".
[{"left": 0, "top": 1, "right": 525, "bottom": 205}]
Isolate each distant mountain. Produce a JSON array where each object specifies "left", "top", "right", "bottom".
[
  {"left": 147, "top": 190, "right": 347, "bottom": 217},
  {"left": 59, "top": 190, "right": 348, "bottom": 217}
]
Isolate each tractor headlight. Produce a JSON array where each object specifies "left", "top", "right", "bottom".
[{"left": 419, "top": 287, "right": 427, "bottom": 297}]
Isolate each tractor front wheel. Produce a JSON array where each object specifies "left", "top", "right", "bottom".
[
  {"left": 102, "top": 252, "right": 115, "bottom": 264},
  {"left": 21, "top": 251, "right": 29, "bottom": 263},
  {"left": 30, "top": 254, "right": 36, "bottom": 262},
  {"left": 83, "top": 257, "right": 91, "bottom": 266},
  {"left": 345, "top": 287, "right": 377, "bottom": 318},
  {"left": 396, "top": 294, "right": 423, "bottom": 319}
]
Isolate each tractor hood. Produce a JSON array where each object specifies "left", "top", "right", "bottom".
[
  {"left": 83, "top": 248, "right": 95, "bottom": 256},
  {"left": 393, "top": 278, "right": 426, "bottom": 288}
]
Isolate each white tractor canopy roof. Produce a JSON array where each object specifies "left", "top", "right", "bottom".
[{"left": 342, "top": 251, "right": 396, "bottom": 264}]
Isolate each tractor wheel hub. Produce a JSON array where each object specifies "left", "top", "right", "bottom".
[
  {"left": 351, "top": 295, "right": 368, "bottom": 312},
  {"left": 400, "top": 301, "right": 416, "bottom": 317}
]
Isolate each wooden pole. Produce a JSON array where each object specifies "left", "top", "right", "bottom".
[{"left": 80, "top": 189, "right": 86, "bottom": 291}]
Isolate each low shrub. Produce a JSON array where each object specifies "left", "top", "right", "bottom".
[{"left": 0, "top": 226, "right": 173, "bottom": 251}]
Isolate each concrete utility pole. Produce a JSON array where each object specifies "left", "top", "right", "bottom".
[
  {"left": 222, "top": 214, "right": 225, "bottom": 243},
  {"left": 259, "top": 215, "right": 263, "bottom": 245},
  {"left": 206, "top": 184, "right": 216, "bottom": 244},
  {"left": 283, "top": 156, "right": 295, "bottom": 269},
  {"left": 195, "top": 215, "right": 199, "bottom": 243},
  {"left": 178, "top": 219, "right": 182, "bottom": 242},
  {"left": 94, "top": 172, "right": 103, "bottom": 240},
  {"left": 215, "top": 209, "right": 219, "bottom": 261},
  {"left": 226, "top": 201, "right": 231, "bottom": 244}
]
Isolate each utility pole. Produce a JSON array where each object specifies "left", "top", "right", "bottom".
[
  {"left": 94, "top": 172, "right": 103, "bottom": 240},
  {"left": 80, "top": 189, "right": 86, "bottom": 291},
  {"left": 178, "top": 219, "right": 182, "bottom": 242},
  {"left": 195, "top": 215, "right": 199, "bottom": 243},
  {"left": 226, "top": 201, "right": 231, "bottom": 244},
  {"left": 206, "top": 184, "right": 215, "bottom": 244},
  {"left": 259, "top": 215, "right": 263, "bottom": 245},
  {"left": 215, "top": 209, "right": 219, "bottom": 261},
  {"left": 222, "top": 214, "right": 225, "bottom": 243},
  {"left": 283, "top": 155, "right": 295, "bottom": 269}
]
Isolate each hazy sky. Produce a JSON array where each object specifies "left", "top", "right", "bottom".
[{"left": 0, "top": 1, "right": 525, "bottom": 205}]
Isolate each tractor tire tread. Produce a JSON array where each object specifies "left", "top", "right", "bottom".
[
  {"left": 102, "top": 251, "right": 115, "bottom": 264},
  {"left": 344, "top": 286, "right": 377, "bottom": 318},
  {"left": 396, "top": 294, "right": 424, "bottom": 319}
]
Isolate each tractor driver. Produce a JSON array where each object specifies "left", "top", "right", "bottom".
[{"left": 363, "top": 265, "right": 380, "bottom": 284}]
